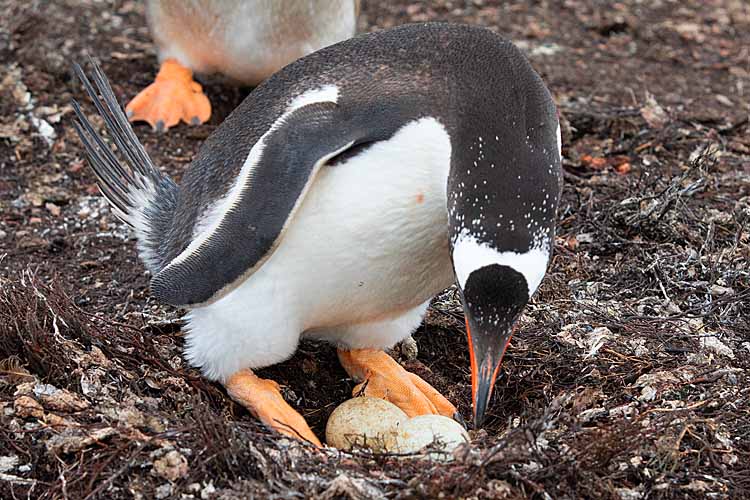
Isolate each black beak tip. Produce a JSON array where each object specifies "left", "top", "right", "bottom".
[
  {"left": 473, "top": 404, "right": 487, "bottom": 428},
  {"left": 473, "top": 380, "right": 491, "bottom": 429},
  {"left": 474, "top": 365, "right": 494, "bottom": 429}
]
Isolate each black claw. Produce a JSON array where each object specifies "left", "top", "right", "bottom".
[
  {"left": 453, "top": 411, "right": 468, "bottom": 429},
  {"left": 190, "top": 116, "right": 200, "bottom": 125},
  {"left": 155, "top": 120, "right": 165, "bottom": 133}
]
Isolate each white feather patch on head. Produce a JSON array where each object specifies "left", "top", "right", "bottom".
[
  {"left": 452, "top": 230, "right": 549, "bottom": 297},
  {"left": 288, "top": 85, "right": 339, "bottom": 112}
]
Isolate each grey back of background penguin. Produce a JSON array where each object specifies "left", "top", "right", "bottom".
[{"left": 146, "top": 0, "right": 360, "bottom": 85}]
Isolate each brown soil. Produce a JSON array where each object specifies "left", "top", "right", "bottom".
[{"left": 1, "top": 1, "right": 749, "bottom": 498}]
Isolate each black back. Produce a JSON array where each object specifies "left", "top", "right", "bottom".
[{"left": 159, "top": 22, "right": 561, "bottom": 277}]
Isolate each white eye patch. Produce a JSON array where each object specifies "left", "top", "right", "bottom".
[{"left": 451, "top": 230, "right": 549, "bottom": 297}]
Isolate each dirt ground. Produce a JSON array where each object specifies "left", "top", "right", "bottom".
[{"left": 1, "top": 0, "right": 749, "bottom": 498}]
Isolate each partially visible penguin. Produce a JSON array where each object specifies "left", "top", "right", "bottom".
[
  {"left": 126, "top": 0, "right": 360, "bottom": 131},
  {"left": 73, "top": 23, "right": 563, "bottom": 446}
]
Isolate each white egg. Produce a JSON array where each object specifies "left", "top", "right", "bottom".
[
  {"left": 391, "top": 414, "right": 470, "bottom": 461},
  {"left": 325, "top": 396, "right": 407, "bottom": 452}
]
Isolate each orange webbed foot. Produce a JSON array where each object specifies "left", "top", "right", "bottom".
[
  {"left": 225, "top": 369, "right": 322, "bottom": 447},
  {"left": 125, "top": 58, "right": 211, "bottom": 132},
  {"left": 338, "top": 348, "right": 457, "bottom": 418}
]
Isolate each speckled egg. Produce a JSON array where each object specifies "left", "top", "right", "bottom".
[
  {"left": 391, "top": 414, "right": 470, "bottom": 460},
  {"left": 325, "top": 397, "right": 407, "bottom": 452}
]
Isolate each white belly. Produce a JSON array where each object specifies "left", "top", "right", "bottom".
[
  {"left": 148, "top": 0, "right": 358, "bottom": 85},
  {"left": 283, "top": 124, "right": 454, "bottom": 329},
  {"left": 184, "top": 118, "right": 455, "bottom": 380}
]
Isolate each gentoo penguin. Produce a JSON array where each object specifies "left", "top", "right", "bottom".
[
  {"left": 72, "top": 23, "right": 562, "bottom": 446},
  {"left": 126, "top": 0, "right": 360, "bottom": 131}
]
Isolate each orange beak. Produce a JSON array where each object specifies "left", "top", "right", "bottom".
[{"left": 466, "top": 317, "right": 514, "bottom": 427}]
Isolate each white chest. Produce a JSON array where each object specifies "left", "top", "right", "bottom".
[{"left": 249, "top": 117, "right": 455, "bottom": 329}]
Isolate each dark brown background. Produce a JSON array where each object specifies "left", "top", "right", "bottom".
[{"left": 1, "top": 1, "right": 748, "bottom": 498}]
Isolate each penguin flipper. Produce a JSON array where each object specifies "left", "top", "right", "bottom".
[{"left": 153, "top": 101, "right": 365, "bottom": 306}]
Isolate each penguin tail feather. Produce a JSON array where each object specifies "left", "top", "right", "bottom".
[{"left": 71, "top": 60, "right": 178, "bottom": 273}]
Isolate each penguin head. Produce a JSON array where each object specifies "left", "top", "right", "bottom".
[
  {"left": 459, "top": 263, "right": 529, "bottom": 427},
  {"left": 451, "top": 230, "right": 550, "bottom": 428}
]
